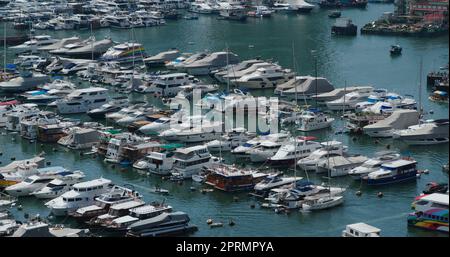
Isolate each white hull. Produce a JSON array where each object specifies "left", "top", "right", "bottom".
[
  {"left": 365, "top": 129, "right": 394, "bottom": 138},
  {"left": 298, "top": 119, "right": 334, "bottom": 132},
  {"left": 56, "top": 101, "right": 106, "bottom": 114}
]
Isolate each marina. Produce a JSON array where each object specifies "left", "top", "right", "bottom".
[{"left": 0, "top": 0, "right": 448, "bottom": 238}]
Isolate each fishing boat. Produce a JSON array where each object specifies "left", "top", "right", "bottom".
[
  {"left": 408, "top": 193, "right": 448, "bottom": 233},
  {"left": 362, "top": 159, "right": 418, "bottom": 186}
]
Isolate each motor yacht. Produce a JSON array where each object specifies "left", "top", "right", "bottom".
[
  {"left": 247, "top": 133, "right": 290, "bottom": 162},
  {"left": 297, "top": 141, "right": 347, "bottom": 171},
  {"left": 9, "top": 35, "right": 59, "bottom": 53},
  {"left": 100, "top": 42, "right": 147, "bottom": 64},
  {"left": 31, "top": 174, "right": 85, "bottom": 199},
  {"left": 296, "top": 108, "right": 335, "bottom": 131},
  {"left": 87, "top": 96, "right": 129, "bottom": 119},
  {"left": 144, "top": 49, "right": 180, "bottom": 67},
  {"left": 54, "top": 87, "right": 109, "bottom": 114},
  {"left": 392, "top": 119, "right": 449, "bottom": 145},
  {"left": 268, "top": 136, "right": 322, "bottom": 165},
  {"left": 348, "top": 151, "right": 401, "bottom": 180},
  {"left": 205, "top": 128, "right": 256, "bottom": 152},
  {"left": 171, "top": 145, "right": 217, "bottom": 179},
  {"left": 184, "top": 51, "right": 240, "bottom": 76},
  {"left": 231, "top": 66, "right": 295, "bottom": 89},
  {"left": 45, "top": 178, "right": 113, "bottom": 216},
  {"left": 363, "top": 109, "right": 420, "bottom": 138},
  {"left": 326, "top": 87, "right": 374, "bottom": 110}
]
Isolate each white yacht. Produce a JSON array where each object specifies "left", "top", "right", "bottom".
[
  {"left": 115, "top": 109, "right": 156, "bottom": 127},
  {"left": 247, "top": 133, "right": 290, "bottom": 162},
  {"left": 37, "top": 36, "right": 81, "bottom": 52},
  {"left": 9, "top": 35, "right": 59, "bottom": 53},
  {"left": 159, "top": 121, "right": 224, "bottom": 143},
  {"left": 190, "top": 1, "right": 215, "bottom": 14},
  {"left": 5, "top": 168, "right": 84, "bottom": 197},
  {"left": 141, "top": 73, "right": 196, "bottom": 97},
  {"left": 0, "top": 73, "right": 51, "bottom": 93},
  {"left": 326, "top": 87, "right": 374, "bottom": 111},
  {"left": 100, "top": 42, "right": 147, "bottom": 64},
  {"left": 134, "top": 151, "right": 176, "bottom": 176},
  {"left": 348, "top": 151, "right": 401, "bottom": 180},
  {"left": 205, "top": 128, "right": 256, "bottom": 152},
  {"left": 45, "top": 178, "right": 112, "bottom": 216},
  {"left": 138, "top": 116, "right": 172, "bottom": 135},
  {"left": 55, "top": 87, "right": 109, "bottom": 114},
  {"left": 87, "top": 97, "right": 129, "bottom": 119},
  {"left": 171, "top": 145, "right": 216, "bottom": 179},
  {"left": 316, "top": 155, "right": 369, "bottom": 177},
  {"left": 273, "top": 0, "right": 315, "bottom": 13},
  {"left": 144, "top": 49, "right": 180, "bottom": 67},
  {"left": 105, "top": 104, "right": 145, "bottom": 122},
  {"left": 363, "top": 109, "right": 420, "bottom": 138},
  {"left": 232, "top": 66, "right": 295, "bottom": 89},
  {"left": 213, "top": 59, "right": 264, "bottom": 83},
  {"left": 302, "top": 195, "right": 344, "bottom": 211},
  {"left": 31, "top": 175, "right": 85, "bottom": 199},
  {"left": 297, "top": 141, "right": 347, "bottom": 171},
  {"left": 184, "top": 51, "right": 240, "bottom": 76},
  {"left": 104, "top": 133, "right": 147, "bottom": 164},
  {"left": 392, "top": 119, "right": 449, "bottom": 145},
  {"left": 254, "top": 173, "right": 302, "bottom": 195},
  {"left": 220, "top": 62, "right": 276, "bottom": 83},
  {"left": 296, "top": 109, "right": 335, "bottom": 132},
  {"left": 275, "top": 76, "right": 334, "bottom": 100},
  {"left": 268, "top": 136, "right": 322, "bottom": 165},
  {"left": 311, "top": 86, "right": 370, "bottom": 106}
]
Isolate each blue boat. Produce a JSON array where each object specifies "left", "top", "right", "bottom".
[{"left": 362, "top": 159, "right": 418, "bottom": 186}]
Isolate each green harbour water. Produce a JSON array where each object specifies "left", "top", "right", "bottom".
[{"left": 1, "top": 4, "right": 449, "bottom": 236}]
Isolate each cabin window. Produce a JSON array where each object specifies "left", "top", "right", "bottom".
[
  {"left": 94, "top": 99, "right": 107, "bottom": 103},
  {"left": 67, "top": 102, "right": 81, "bottom": 106},
  {"left": 268, "top": 76, "right": 284, "bottom": 81},
  {"left": 248, "top": 78, "right": 263, "bottom": 82},
  {"left": 431, "top": 203, "right": 447, "bottom": 209}
]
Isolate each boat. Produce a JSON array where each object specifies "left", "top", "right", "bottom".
[
  {"left": 248, "top": 6, "right": 274, "bottom": 17},
  {"left": 319, "top": 0, "right": 368, "bottom": 8},
  {"left": 408, "top": 193, "right": 448, "bottom": 233},
  {"left": 325, "top": 87, "right": 374, "bottom": 110},
  {"left": 126, "top": 211, "right": 196, "bottom": 237},
  {"left": 363, "top": 109, "right": 420, "bottom": 138},
  {"left": 45, "top": 178, "right": 113, "bottom": 216},
  {"left": 141, "top": 73, "right": 197, "bottom": 97},
  {"left": 302, "top": 195, "right": 344, "bottom": 211},
  {"left": 390, "top": 45, "right": 402, "bottom": 55},
  {"left": 296, "top": 109, "right": 335, "bottom": 131},
  {"left": 310, "top": 86, "right": 370, "bottom": 105},
  {"left": 144, "top": 49, "right": 180, "bottom": 67},
  {"left": 328, "top": 11, "right": 341, "bottom": 18},
  {"left": 99, "top": 42, "right": 147, "bottom": 64},
  {"left": 247, "top": 133, "right": 290, "bottom": 162},
  {"left": 429, "top": 90, "right": 448, "bottom": 103},
  {"left": 10, "top": 220, "right": 90, "bottom": 237},
  {"left": 57, "top": 127, "right": 100, "bottom": 150},
  {"left": 22, "top": 80, "right": 77, "bottom": 105},
  {"left": 4, "top": 167, "right": 83, "bottom": 196},
  {"left": 189, "top": 1, "right": 216, "bottom": 14},
  {"left": 205, "top": 128, "right": 256, "bottom": 152},
  {"left": 30, "top": 175, "right": 84, "bottom": 199},
  {"left": 253, "top": 173, "right": 302, "bottom": 196},
  {"left": 218, "top": 2, "right": 247, "bottom": 21},
  {"left": 316, "top": 154, "right": 368, "bottom": 177},
  {"left": 348, "top": 151, "right": 401, "bottom": 180},
  {"left": 64, "top": 38, "right": 113, "bottom": 59},
  {"left": 422, "top": 182, "right": 449, "bottom": 195},
  {"left": 342, "top": 223, "right": 381, "bottom": 237},
  {"left": 86, "top": 97, "right": 129, "bottom": 119},
  {"left": 69, "top": 185, "right": 142, "bottom": 222},
  {"left": 204, "top": 163, "right": 268, "bottom": 192},
  {"left": 184, "top": 51, "right": 240, "bottom": 76},
  {"left": 232, "top": 66, "right": 295, "bottom": 89},
  {"left": 134, "top": 151, "right": 175, "bottom": 175},
  {"left": 159, "top": 121, "right": 224, "bottom": 143},
  {"left": 171, "top": 145, "right": 217, "bottom": 179},
  {"left": 331, "top": 18, "right": 357, "bottom": 36},
  {"left": 54, "top": 87, "right": 109, "bottom": 114},
  {"left": 115, "top": 108, "right": 158, "bottom": 127},
  {"left": 0, "top": 72, "right": 51, "bottom": 93},
  {"left": 87, "top": 199, "right": 146, "bottom": 228},
  {"left": 268, "top": 136, "right": 322, "bottom": 165},
  {"left": 213, "top": 59, "right": 264, "bottom": 83},
  {"left": 37, "top": 36, "right": 81, "bottom": 52},
  {"left": 392, "top": 119, "right": 449, "bottom": 145},
  {"left": 362, "top": 159, "right": 418, "bottom": 186},
  {"left": 275, "top": 76, "right": 334, "bottom": 100},
  {"left": 0, "top": 219, "right": 20, "bottom": 236},
  {"left": 297, "top": 141, "right": 347, "bottom": 171},
  {"left": 9, "top": 35, "right": 59, "bottom": 53},
  {"left": 105, "top": 203, "right": 173, "bottom": 234},
  {"left": 4, "top": 104, "right": 41, "bottom": 132}
]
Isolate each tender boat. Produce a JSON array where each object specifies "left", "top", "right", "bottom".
[{"left": 390, "top": 45, "right": 402, "bottom": 55}]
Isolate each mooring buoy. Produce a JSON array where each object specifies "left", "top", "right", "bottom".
[{"left": 377, "top": 192, "right": 384, "bottom": 198}]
